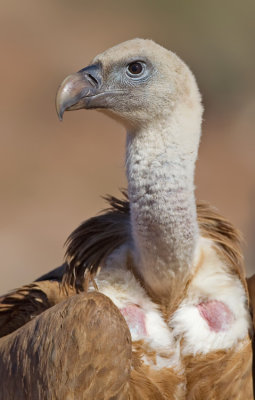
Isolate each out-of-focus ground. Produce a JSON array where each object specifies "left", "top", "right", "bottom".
[{"left": 0, "top": 0, "right": 254, "bottom": 294}]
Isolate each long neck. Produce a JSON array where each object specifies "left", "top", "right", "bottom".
[{"left": 126, "top": 106, "right": 201, "bottom": 305}]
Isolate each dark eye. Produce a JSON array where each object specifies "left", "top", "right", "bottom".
[{"left": 127, "top": 62, "right": 144, "bottom": 76}]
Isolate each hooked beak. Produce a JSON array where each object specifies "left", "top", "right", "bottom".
[{"left": 56, "top": 64, "right": 103, "bottom": 120}]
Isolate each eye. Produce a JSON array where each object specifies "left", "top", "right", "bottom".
[{"left": 127, "top": 61, "right": 144, "bottom": 77}]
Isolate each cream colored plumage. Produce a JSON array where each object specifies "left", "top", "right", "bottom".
[{"left": 0, "top": 39, "right": 253, "bottom": 399}]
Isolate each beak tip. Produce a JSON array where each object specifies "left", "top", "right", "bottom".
[
  {"left": 56, "top": 100, "right": 64, "bottom": 121},
  {"left": 56, "top": 82, "right": 68, "bottom": 122},
  {"left": 58, "top": 111, "right": 63, "bottom": 121}
]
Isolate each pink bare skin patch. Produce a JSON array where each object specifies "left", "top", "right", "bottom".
[
  {"left": 120, "top": 304, "right": 147, "bottom": 337},
  {"left": 197, "top": 300, "right": 234, "bottom": 332}
]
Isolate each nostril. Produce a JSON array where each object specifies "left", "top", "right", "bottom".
[
  {"left": 78, "top": 64, "right": 102, "bottom": 87},
  {"left": 87, "top": 73, "right": 98, "bottom": 86}
]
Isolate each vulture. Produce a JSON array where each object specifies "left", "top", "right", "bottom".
[{"left": 0, "top": 38, "right": 254, "bottom": 399}]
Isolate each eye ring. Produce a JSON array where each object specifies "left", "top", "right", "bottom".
[{"left": 126, "top": 61, "right": 144, "bottom": 77}]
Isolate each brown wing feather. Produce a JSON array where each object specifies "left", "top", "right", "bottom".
[
  {"left": 247, "top": 273, "right": 255, "bottom": 392},
  {"left": 185, "top": 338, "right": 253, "bottom": 399},
  {"left": 0, "top": 292, "right": 132, "bottom": 399},
  {"left": 247, "top": 274, "right": 255, "bottom": 327},
  {"left": 0, "top": 280, "right": 75, "bottom": 338}
]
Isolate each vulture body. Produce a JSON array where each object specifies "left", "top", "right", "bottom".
[{"left": 0, "top": 39, "right": 253, "bottom": 399}]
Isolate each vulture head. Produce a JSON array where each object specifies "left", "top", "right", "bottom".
[{"left": 56, "top": 38, "right": 202, "bottom": 133}]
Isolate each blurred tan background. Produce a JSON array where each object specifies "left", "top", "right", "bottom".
[{"left": 0, "top": 0, "right": 254, "bottom": 294}]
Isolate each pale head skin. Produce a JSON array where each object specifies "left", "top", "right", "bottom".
[
  {"left": 57, "top": 38, "right": 202, "bottom": 129},
  {"left": 91, "top": 39, "right": 202, "bottom": 128}
]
